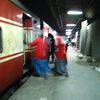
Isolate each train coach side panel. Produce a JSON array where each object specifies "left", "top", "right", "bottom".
[
  {"left": 0, "top": 53, "right": 23, "bottom": 92},
  {"left": 0, "top": 0, "right": 22, "bottom": 24},
  {"left": 0, "top": 0, "right": 23, "bottom": 93}
]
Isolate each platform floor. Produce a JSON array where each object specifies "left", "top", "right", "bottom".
[{"left": 8, "top": 47, "right": 100, "bottom": 100}]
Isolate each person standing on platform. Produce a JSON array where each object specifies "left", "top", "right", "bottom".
[
  {"left": 54, "top": 34, "right": 69, "bottom": 77},
  {"left": 47, "top": 33, "right": 55, "bottom": 62}
]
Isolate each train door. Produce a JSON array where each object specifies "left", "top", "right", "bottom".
[
  {"left": 22, "top": 13, "right": 39, "bottom": 72},
  {"left": 22, "top": 13, "right": 32, "bottom": 72}
]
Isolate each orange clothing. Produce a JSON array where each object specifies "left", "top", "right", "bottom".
[{"left": 29, "top": 36, "right": 49, "bottom": 59}]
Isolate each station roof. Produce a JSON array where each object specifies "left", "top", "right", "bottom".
[{"left": 11, "top": 0, "right": 100, "bottom": 34}]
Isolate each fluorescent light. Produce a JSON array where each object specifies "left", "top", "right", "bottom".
[
  {"left": 67, "top": 10, "right": 83, "bottom": 15},
  {"left": 66, "top": 31, "right": 71, "bottom": 35},
  {"left": 66, "top": 24, "right": 76, "bottom": 26},
  {"left": 66, "top": 29, "right": 72, "bottom": 32}
]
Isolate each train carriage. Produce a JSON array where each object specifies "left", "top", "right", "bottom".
[{"left": 0, "top": 0, "right": 40, "bottom": 95}]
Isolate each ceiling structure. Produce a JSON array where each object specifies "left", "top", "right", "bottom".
[{"left": 11, "top": 0, "right": 100, "bottom": 34}]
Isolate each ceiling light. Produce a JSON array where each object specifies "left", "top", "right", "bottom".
[
  {"left": 67, "top": 10, "right": 83, "bottom": 15},
  {"left": 66, "top": 24, "right": 76, "bottom": 26},
  {"left": 66, "top": 29, "right": 72, "bottom": 32},
  {"left": 66, "top": 31, "right": 71, "bottom": 35}
]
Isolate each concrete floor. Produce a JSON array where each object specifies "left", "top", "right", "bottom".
[{"left": 9, "top": 47, "right": 100, "bottom": 100}]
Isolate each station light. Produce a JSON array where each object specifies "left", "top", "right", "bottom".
[
  {"left": 66, "top": 31, "right": 71, "bottom": 35},
  {"left": 66, "top": 29, "right": 72, "bottom": 32},
  {"left": 67, "top": 10, "right": 83, "bottom": 15},
  {"left": 66, "top": 24, "right": 76, "bottom": 26}
]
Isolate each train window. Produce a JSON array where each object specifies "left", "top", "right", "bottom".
[{"left": 0, "top": 27, "right": 3, "bottom": 53}]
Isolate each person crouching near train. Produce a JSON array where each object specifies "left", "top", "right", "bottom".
[
  {"left": 29, "top": 29, "right": 50, "bottom": 79},
  {"left": 54, "top": 34, "right": 69, "bottom": 77}
]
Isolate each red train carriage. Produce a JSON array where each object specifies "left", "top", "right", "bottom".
[
  {"left": 0, "top": 0, "right": 38, "bottom": 96},
  {"left": 0, "top": 0, "right": 24, "bottom": 94}
]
